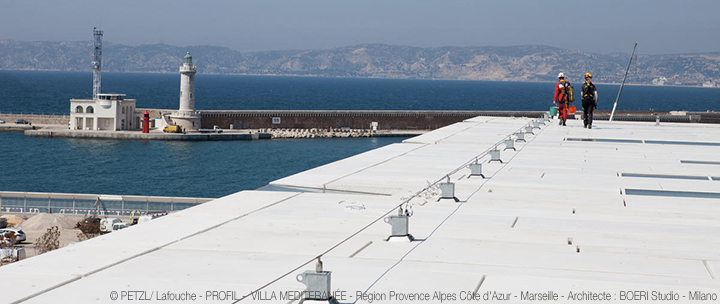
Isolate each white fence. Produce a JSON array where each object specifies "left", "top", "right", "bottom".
[{"left": 0, "top": 191, "right": 213, "bottom": 215}]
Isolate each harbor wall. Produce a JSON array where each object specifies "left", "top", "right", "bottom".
[
  {"left": 25, "top": 129, "right": 271, "bottom": 141},
  {"left": 4, "top": 110, "right": 719, "bottom": 132},
  {"left": 0, "top": 113, "right": 70, "bottom": 125},
  {"left": 197, "top": 110, "right": 543, "bottom": 130}
]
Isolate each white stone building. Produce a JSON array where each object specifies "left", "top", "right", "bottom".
[{"left": 69, "top": 93, "right": 138, "bottom": 131}]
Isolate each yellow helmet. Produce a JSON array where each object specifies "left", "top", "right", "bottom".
[{"left": 584, "top": 73, "right": 592, "bottom": 79}]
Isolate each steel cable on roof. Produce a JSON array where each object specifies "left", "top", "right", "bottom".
[
  {"left": 354, "top": 121, "right": 549, "bottom": 303},
  {"left": 233, "top": 119, "right": 543, "bottom": 303}
]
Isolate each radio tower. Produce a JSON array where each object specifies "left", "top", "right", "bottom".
[{"left": 92, "top": 27, "right": 103, "bottom": 99}]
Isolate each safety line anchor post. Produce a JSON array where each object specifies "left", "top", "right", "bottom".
[
  {"left": 504, "top": 137, "right": 516, "bottom": 151},
  {"left": 297, "top": 258, "right": 338, "bottom": 304},
  {"left": 524, "top": 124, "right": 534, "bottom": 135},
  {"left": 515, "top": 131, "right": 526, "bottom": 142},
  {"left": 468, "top": 159, "right": 485, "bottom": 178},
  {"left": 437, "top": 176, "right": 460, "bottom": 202},
  {"left": 489, "top": 146, "right": 503, "bottom": 163},
  {"left": 384, "top": 207, "right": 415, "bottom": 241}
]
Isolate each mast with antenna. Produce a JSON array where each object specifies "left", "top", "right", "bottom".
[
  {"left": 609, "top": 43, "right": 637, "bottom": 121},
  {"left": 92, "top": 27, "right": 103, "bottom": 99}
]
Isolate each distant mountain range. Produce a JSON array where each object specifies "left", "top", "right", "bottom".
[{"left": 1, "top": 40, "right": 718, "bottom": 87}]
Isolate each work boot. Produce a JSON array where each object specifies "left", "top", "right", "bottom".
[
  {"left": 563, "top": 122, "right": 566, "bottom": 126},
  {"left": 588, "top": 125, "right": 592, "bottom": 129}
]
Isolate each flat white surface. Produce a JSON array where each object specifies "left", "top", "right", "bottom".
[{"left": 4, "top": 116, "right": 720, "bottom": 303}]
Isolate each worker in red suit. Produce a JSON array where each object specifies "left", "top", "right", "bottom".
[{"left": 553, "top": 72, "right": 569, "bottom": 126}]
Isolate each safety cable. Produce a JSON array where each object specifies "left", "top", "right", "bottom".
[
  {"left": 233, "top": 120, "right": 542, "bottom": 303},
  {"left": 354, "top": 120, "right": 548, "bottom": 303}
]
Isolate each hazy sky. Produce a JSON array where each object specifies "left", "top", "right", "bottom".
[{"left": 1, "top": 0, "right": 718, "bottom": 55}]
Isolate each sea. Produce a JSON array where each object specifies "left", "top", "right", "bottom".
[{"left": 1, "top": 71, "right": 718, "bottom": 198}]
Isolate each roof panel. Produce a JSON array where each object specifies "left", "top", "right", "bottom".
[{"left": 5, "top": 117, "right": 720, "bottom": 303}]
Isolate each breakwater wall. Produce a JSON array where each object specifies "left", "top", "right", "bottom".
[
  {"left": 260, "top": 128, "right": 423, "bottom": 139},
  {"left": 592, "top": 111, "right": 720, "bottom": 124},
  {"left": 198, "top": 110, "right": 544, "bottom": 130},
  {"left": 5, "top": 110, "right": 719, "bottom": 134},
  {"left": 0, "top": 113, "right": 70, "bottom": 125},
  {"left": 264, "top": 128, "right": 372, "bottom": 139},
  {"left": 26, "top": 129, "right": 272, "bottom": 141}
]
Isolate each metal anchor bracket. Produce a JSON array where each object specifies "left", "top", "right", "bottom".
[
  {"left": 541, "top": 114, "right": 549, "bottom": 124},
  {"left": 297, "top": 258, "right": 339, "bottom": 304},
  {"left": 515, "top": 131, "right": 526, "bottom": 142},
  {"left": 437, "top": 176, "right": 460, "bottom": 202},
  {"left": 504, "top": 137, "right": 516, "bottom": 151},
  {"left": 524, "top": 124, "right": 534, "bottom": 135},
  {"left": 384, "top": 207, "right": 415, "bottom": 241},
  {"left": 488, "top": 146, "right": 503, "bottom": 163},
  {"left": 468, "top": 160, "right": 485, "bottom": 178}
]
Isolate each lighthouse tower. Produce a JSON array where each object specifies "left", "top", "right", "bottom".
[{"left": 170, "top": 52, "right": 200, "bottom": 131}]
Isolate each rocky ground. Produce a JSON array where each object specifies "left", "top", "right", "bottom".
[{"left": 260, "top": 128, "right": 374, "bottom": 139}]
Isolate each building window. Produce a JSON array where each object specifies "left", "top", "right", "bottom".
[
  {"left": 86, "top": 106, "right": 94, "bottom": 113},
  {"left": 272, "top": 117, "right": 281, "bottom": 124},
  {"left": 75, "top": 106, "right": 83, "bottom": 113}
]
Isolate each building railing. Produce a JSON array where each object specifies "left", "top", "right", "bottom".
[
  {"left": 179, "top": 66, "right": 197, "bottom": 73},
  {"left": 0, "top": 191, "right": 214, "bottom": 215}
]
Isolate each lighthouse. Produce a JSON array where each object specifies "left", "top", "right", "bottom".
[
  {"left": 179, "top": 52, "right": 197, "bottom": 114},
  {"left": 170, "top": 52, "right": 200, "bottom": 131}
]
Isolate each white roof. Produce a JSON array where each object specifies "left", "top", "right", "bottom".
[{"left": 3, "top": 116, "right": 720, "bottom": 303}]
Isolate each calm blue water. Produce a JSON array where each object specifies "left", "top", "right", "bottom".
[
  {"left": 0, "top": 71, "right": 718, "bottom": 198},
  {"left": 0, "top": 132, "right": 402, "bottom": 198},
  {"left": 1, "top": 70, "right": 718, "bottom": 114}
]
